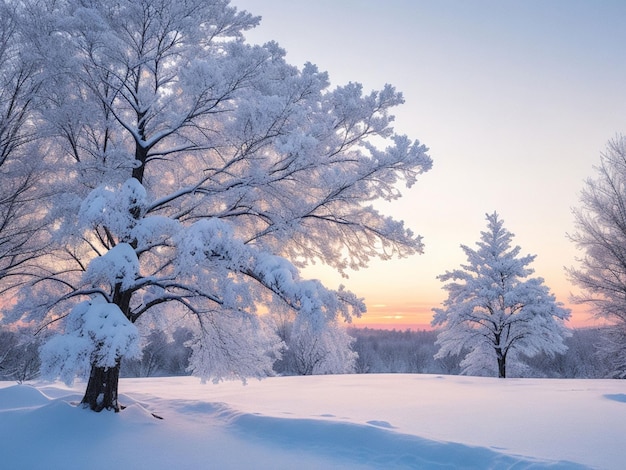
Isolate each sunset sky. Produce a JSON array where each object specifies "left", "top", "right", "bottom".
[{"left": 235, "top": 0, "right": 626, "bottom": 329}]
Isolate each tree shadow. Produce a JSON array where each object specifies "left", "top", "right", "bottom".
[{"left": 604, "top": 393, "right": 626, "bottom": 403}]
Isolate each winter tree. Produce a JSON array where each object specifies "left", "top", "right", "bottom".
[
  {"left": 0, "top": 1, "right": 46, "bottom": 296},
  {"left": 120, "top": 329, "right": 170, "bottom": 378},
  {"left": 4, "top": 0, "right": 432, "bottom": 411},
  {"left": 270, "top": 307, "right": 357, "bottom": 375},
  {"left": 432, "top": 212, "right": 570, "bottom": 378},
  {"left": 568, "top": 136, "right": 626, "bottom": 377},
  {"left": 0, "top": 327, "right": 42, "bottom": 382}
]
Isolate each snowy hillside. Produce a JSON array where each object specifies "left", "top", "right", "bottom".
[{"left": 1, "top": 374, "right": 624, "bottom": 469}]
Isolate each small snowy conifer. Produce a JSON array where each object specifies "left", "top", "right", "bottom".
[{"left": 432, "top": 212, "right": 570, "bottom": 378}]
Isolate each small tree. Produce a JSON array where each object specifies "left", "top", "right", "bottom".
[
  {"left": 432, "top": 212, "right": 571, "bottom": 378},
  {"left": 568, "top": 136, "right": 626, "bottom": 377},
  {"left": 0, "top": 328, "right": 42, "bottom": 382},
  {"left": 121, "top": 329, "right": 170, "bottom": 378},
  {"left": 166, "top": 327, "right": 193, "bottom": 375},
  {"left": 271, "top": 309, "right": 357, "bottom": 375}
]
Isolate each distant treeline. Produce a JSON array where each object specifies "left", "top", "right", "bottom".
[
  {"left": 0, "top": 326, "right": 612, "bottom": 381},
  {"left": 349, "top": 327, "right": 609, "bottom": 378}
]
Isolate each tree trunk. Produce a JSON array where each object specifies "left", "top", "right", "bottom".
[
  {"left": 80, "top": 284, "right": 132, "bottom": 412},
  {"left": 80, "top": 129, "right": 142, "bottom": 411},
  {"left": 80, "top": 361, "right": 121, "bottom": 412},
  {"left": 497, "top": 356, "right": 506, "bottom": 378},
  {"left": 494, "top": 335, "right": 506, "bottom": 378}
]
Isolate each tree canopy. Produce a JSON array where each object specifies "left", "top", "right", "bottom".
[{"left": 1, "top": 0, "right": 432, "bottom": 410}]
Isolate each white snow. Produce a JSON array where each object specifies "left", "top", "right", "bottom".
[
  {"left": 83, "top": 243, "right": 140, "bottom": 291},
  {"left": 1, "top": 374, "right": 624, "bottom": 469},
  {"left": 39, "top": 300, "right": 140, "bottom": 383}
]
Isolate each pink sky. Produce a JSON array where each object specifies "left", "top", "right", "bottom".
[{"left": 235, "top": 0, "right": 626, "bottom": 330}]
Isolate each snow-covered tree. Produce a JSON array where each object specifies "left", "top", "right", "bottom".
[
  {"left": 0, "top": 1, "right": 46, "bottom": 296},
  {"left": 270, "top": 307, "right": 357, "bottom": 375},
  {"left": 432, "top": 212, "right": 570, "bottom": 378},
  {"left": 5, "top": 0, "right": 432, "bottom": 411},
  {"left": 120, "top": 328, "right": 170, "bottom": 378},
  {"left": 568, "top": 136, "right": 626, "bottom": 377},
  {"left": 0, "top": 327, "right": 42, "bottom": 382}
]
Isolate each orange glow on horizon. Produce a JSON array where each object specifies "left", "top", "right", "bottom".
[
  {"left": 348, "top": 300, "right": 437, "bottom": 331},
  {"left": 347, "top": 296, "right": 607, "bottom": 331}
]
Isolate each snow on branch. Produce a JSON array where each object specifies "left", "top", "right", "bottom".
[
  {"left": 175, "top": 217, "right": 365, "bottom": 325},
  {"left": 79, "top": 178, "right": 147, "bottom": 242},
  {"left": 40, "top": 299, "right": 140, "bottom": 385},
  {"left": 83, "top": 243, "right": 139, "bottom": 292}
]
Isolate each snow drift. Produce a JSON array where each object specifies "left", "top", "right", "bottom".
[{"left": 1, "top": 374, "right": 624, "bottom": 469}]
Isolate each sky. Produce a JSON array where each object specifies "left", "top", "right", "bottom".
[{"left": 234, "top": 0, "right": 626, "bottom": 330}]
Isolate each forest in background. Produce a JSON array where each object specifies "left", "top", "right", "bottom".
[{"left": 0, "top": 326, "right": 609, "bottom": 382}]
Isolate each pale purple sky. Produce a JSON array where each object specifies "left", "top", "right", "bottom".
[{"left": 234, "top": 0, "right": 626, "bottom": 328}]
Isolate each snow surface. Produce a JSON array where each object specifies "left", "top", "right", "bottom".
[{"left": 1, "top": 374, "right": 624, "bottom": 469}]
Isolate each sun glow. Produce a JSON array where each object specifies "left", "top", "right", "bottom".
[{"left": 348, "top": 300, "right": 437, "bottom": 331}]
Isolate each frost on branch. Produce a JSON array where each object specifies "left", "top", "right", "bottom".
[
  {"left": 176, "top": 218, "right": 250, "bottom": 273},
  {"left": 253, "top": 253, "right": 365, "bottom": 328},
  {"left": 40, "top": 299, "right": 140, "bottom": 385}
]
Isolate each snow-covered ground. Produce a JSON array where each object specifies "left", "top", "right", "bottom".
[{"left": 1, "top": 374, "right": 624, "bottom": 469}]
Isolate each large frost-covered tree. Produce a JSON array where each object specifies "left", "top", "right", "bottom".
[
  {"left": 568, "top": 136, "right": 626, "bottom": 377},
  {"left": 4, "top": 0, "right": 432, "bottom": 411},
  {"left": 432, "top": 212, "right": 570, "bottom": 378}
]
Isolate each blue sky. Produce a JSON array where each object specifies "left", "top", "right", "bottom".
[{"left": 234, "top": 0, "right": 626, "bottom": 328}]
